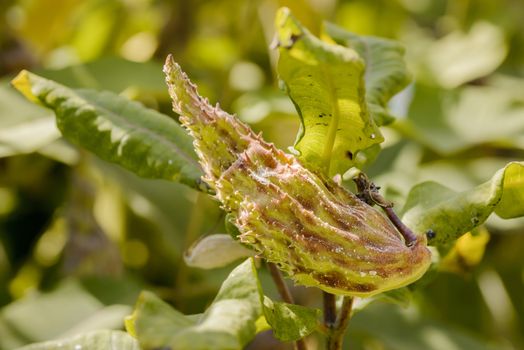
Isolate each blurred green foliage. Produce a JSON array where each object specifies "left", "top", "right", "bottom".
[{"left": 0, "top": 0, "right": 523, "bottom": 349}]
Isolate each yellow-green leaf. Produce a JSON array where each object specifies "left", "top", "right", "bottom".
[
  {"left": 275, "top": 7, "right": 383, "bottom": 176},
  {"left": 402, "top": 161, "right": 524, "bottom": 247},
  {"left": 262, "top": 296, "right": 320, "bottom": 342}
]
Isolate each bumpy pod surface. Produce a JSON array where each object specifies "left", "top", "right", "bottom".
[{"left": 164, "top": 56, "right": 431, "bottom": 297}]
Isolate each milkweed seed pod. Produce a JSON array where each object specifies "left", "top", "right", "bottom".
[{"left": 164, "top": 56, "right": 431, "bottom": 297}]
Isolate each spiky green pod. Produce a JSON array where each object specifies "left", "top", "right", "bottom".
[{"left": 164, "top": 56, "right": 431, "bottom": 297}]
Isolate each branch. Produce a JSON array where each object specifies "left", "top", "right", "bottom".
[
  {"left": 382, "top": 206, "right": 417, "bottom": 246},
  {"left": 323, "top": 292, "right": 337, "bottom": 328},
  {"left": 327, "top": 296, "right": 354, "bottom": 350},
  {"left": 267, "top": 262, "right": 295, "bottom": 304},
  {"left": 353, "top": 173, "right": 417, "bottom": 246},
  {"left": 267, "top": 263, "right": 307, "bottom": 350}
]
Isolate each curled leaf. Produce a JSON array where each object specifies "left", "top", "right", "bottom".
[
  {"left": 402, "top": 161, "right": 524, "bottom": 247},
  {"left": 275, "top": 7, "right": 383, "bottom": 175}
]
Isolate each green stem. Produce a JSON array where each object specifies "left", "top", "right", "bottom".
[
  {"left": 327, "top": 297, "right": 354, "bottom": 350},
  {"left": 267, "top": 262, "right": 295, "bottom": 304},
  {"left": 323, "top": 292, "right": 337, "bottom": 328},
  {"left": 353, "top": 173, "right": 416, "bottom": 246},
  {"left": 267, "top": 262, "right": 307, "bottom": 350}
]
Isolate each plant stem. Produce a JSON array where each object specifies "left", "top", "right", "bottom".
[
  {"left": 267, "top": 263, "right": 307, "bottom": 350},
  {"left": 323, "top": 291, "right": 339, "bottom": 350},
  {"left": 267, "top": 262, "right": 295, "bottom": 304},
  {"left": 323, "top": 292, "right": 337, "bottom": 328},
  {"left": 353, "top": 173, "right": 417, "bottom": 246},
  {"left": 327, "top": 296, "right": 354, "bottom": 350},
  {"left": 383, "top": 206, "right": 417, "bottom": 246}
]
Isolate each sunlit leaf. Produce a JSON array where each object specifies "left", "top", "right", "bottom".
[
  {"left": 128, "top": 259, "right": 262, "bottom": 350},
  {"left": 15, "top": 330, "right": 139, "bottom": 350},
  {"left": 11, "top": 71, "right": 204, "bottom": 190},
  {"left": 402, "top": 162, "right": 524, "bottom": 247},
  {"left": 275, "top": 7, "right": 383, "bottom": 176},
  {"left": 262, "top": 296, "right": 320, "bottom": 342},
  {"left": 184, "top": 234, "right": 254, "bottom": 269},
  {"left": 323, "top": 22, "right": 411, "bottom": 126}
]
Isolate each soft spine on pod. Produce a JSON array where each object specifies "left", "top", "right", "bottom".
[{"left": 164, "top": 55, "right": 431, "bottom": 297}]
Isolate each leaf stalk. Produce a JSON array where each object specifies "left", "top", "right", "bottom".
[{"left": 267, "top": 263, "right": 307, "bottom": 350}]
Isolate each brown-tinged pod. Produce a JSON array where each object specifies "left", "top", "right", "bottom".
[{"left": 164, "top": 56, "right": 431, "bottom": 297}]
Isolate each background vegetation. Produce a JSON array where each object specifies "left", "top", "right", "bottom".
[{"left": 1, "top": 0, "right": 523, "bottom": 349}]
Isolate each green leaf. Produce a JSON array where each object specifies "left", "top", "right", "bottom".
[
  {"left": 494, "top": 162, "right": 524, "bottom": 219},
  {"left": 126, "top": 291, "right": 196, "bottom": 347},
  {"left": 11, "top": 70, "right": 204, "bottom": 190},
  {"left": 15, "top": 330, "right": 139, "bottom": 350},
  {"left": 323, "top": 22, "right": 411, "bottom": 126},
  {"left": 402, "top": 162, "right": 524, "bottom": 247},
  {"left": 275, "top": 7, "right": 383, "bottom": 176},
  {"left": 184, "top": 234, "right": 254, "bottom": 269},
  {"left": 253, "top": 262, "right": 319, "bottom": 342},
  {"left": 262, "top": 296, "right": 320, "bottom": 342},
  {"left": 128, "top": 259, "right": 262, "bottom": 350}
]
